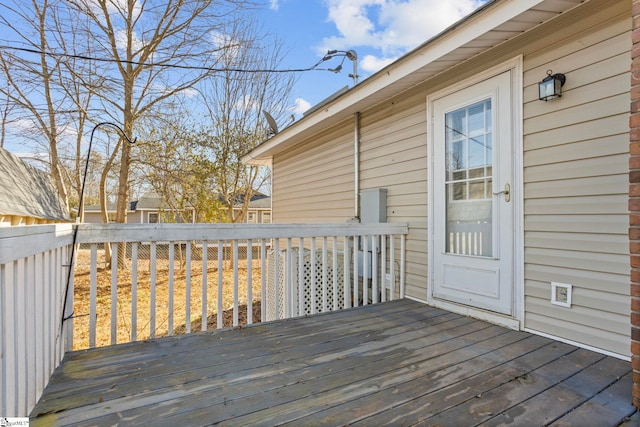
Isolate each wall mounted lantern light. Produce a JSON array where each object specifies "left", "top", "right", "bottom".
[{"left": 538, "top": 70, "right": 566, "bottom": 101}]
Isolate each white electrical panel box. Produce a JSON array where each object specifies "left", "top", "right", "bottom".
[
  {"left": 358, "top": 188, "right": 387, "bottom": 263},
  {"left": 360, "top": 188, "right": 387, "bottom": 223}
]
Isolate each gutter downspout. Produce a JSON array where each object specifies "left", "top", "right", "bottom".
[{"left": 354, "top": 112, "right": 361, "bottom": 221}]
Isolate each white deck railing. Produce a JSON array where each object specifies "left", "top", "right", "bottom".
[
  {"left": 72, "top": 223, "right": 408, "bottom": 349},
  {"left": 0, "top": 224, "right": 74, "bottom": 418},
  {"left": 0, "top": 222, "right": 407, "bottom": 416}
]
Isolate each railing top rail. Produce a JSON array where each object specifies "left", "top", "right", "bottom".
[
  {"left": 0, "top": 224, "right": 74, "bottom": 264},
  {"left": 73, "top": 222, "right": 409, "bottom": 244}
]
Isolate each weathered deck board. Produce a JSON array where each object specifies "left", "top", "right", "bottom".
[{"left": 30, "top": 299, "right": 636, "bottom": 426}]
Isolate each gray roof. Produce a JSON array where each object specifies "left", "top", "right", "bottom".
[
  {"left": 84, "top": 192, "right": 194, "bottom": 212},
  {"left": 0, "top": 147, "right": 70, "bottom": 221},
  {"left": 233, "top": 196, "right": 271, "bottom": 210},
  {"left": 248, "top": 196, "right": 271, "bottom": 209}
]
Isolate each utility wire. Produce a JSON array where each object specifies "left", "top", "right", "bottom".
[{"left": 0, "top": 45, "right": 333, "bottom": 73}]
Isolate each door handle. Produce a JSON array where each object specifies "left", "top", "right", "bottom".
[{"left": 493, "top": 183, "right": 510, "bottom": 202}]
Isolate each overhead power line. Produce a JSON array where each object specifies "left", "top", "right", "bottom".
[{"left": 0, "top": 45, "right": 333, "bottom": 74}]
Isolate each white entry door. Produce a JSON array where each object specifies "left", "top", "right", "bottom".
[{"left": 431, "top": 71, "right": 514, "bottom": 315}]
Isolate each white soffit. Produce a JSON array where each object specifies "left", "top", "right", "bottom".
[{"left": 243, "top": 0, "right": 585, "bottom": 165}]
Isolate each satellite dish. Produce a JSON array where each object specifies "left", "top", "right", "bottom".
[{"left": 262, "top": 110, "right": 279, "bottom": 136}]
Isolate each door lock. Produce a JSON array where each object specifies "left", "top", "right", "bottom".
[{"left": 493, "top": 183, "right": 510, "bottom": 202}]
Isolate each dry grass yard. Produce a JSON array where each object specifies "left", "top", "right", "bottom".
[{"left": 72, "top": 247, "right": 262, "bottom": 350}]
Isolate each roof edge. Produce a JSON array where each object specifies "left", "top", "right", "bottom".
[{"left": 243, "top": 0, "right": 552, "bottom": 164}]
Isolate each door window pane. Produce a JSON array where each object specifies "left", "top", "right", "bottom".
[{"left": 444, "top": 98, "right": 493, "bottom": 257}]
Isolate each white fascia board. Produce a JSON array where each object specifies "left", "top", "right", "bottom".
[{"left": 243, "top": 0, "right": 547, "bottom": 165}]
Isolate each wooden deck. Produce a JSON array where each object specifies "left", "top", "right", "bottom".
[{"left": 31, "top": 299, "right": 636, "bottom": 426}]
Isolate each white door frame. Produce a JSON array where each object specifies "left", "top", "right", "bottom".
[{"left": 427, "top": 56, "right": 524, "bottom": 330}]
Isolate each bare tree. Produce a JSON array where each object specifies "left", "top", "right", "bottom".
[
  {"left": 0, "top": 86, "right": 17, "bottom": 148},
  {"left": 56, "top": 16, "right": 107, "bottom": 221},
  {"left": 1, "top": 0, "right": 292, "bottom": 226},
  {"left": 64, "top": 0, "right": 254, "bottom": 223},
  {"left": 133, "top": 16, "right": 291, "bottom": 224},
  {"left": 0, "top": 0, "right": 70, "bottom": 209},
  {"left": 199, "top": 17, "right": 292, "bottom": 222}
]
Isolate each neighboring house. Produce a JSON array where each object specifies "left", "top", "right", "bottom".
[
  {"left": 83, "top": 192, "right": 196, "bottom": 224},
  {"left": 244, "top": 0, "right": 633, "bottom": 364},
  {"left": 233, "top": 195, "right": 272, "bottom": 224},
  {"left": 0, "top": 147, "right": 69, "bottom": 226}
]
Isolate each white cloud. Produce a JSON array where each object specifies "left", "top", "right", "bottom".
[
  {"left": 115, "top": 29, "right": 143, "bottom": 55},
  {"left": 87, "top": 0, "right": 142, "bottom": 31},
  {"left": 209, "top": 31, "right": 242, "bottom": 65},
  {"left": 320, "top": 0, "right": 486, "bottom": 72},
  {"left": 235, "top": 95, "right": 260, "bottom": 112},
  {"left": 291, "top": 98, "right": 312, "bottom": 116},
  {"left": 359, "top": 54, "right": 396, "bottom": 73},
  {"left": 181, "top": 88, "right": 199, "bottom": 98},
  {"left": 270, "top": 0, "right": 280, "bottom": 11},
  {"left": 105, "top": 0, "right": 142, "bottom": 19}
]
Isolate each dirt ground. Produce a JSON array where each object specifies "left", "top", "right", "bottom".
[{"left": 72, "top": 248, "right": 263, "bottom": 350}]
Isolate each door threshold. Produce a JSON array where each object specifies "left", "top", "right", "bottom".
[{"left": 427, "top": 297, "right": 520, "bottom": 330}]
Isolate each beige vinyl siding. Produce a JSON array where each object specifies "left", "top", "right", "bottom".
[
  {"left": 273, "top": 120, "right": 355, "bottom": 223},
  {"left": 273, "top": 89, "right": 429, "bottom": 299},
  {"left": 358, "top": 91, "right": 428, "bottom": 299},
  {"left": 521, "top": 6, "right": 630, "bottom": 356}
]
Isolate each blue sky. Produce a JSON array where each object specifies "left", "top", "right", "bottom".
[
  {"left": 0, "top": 0, "right": 487, "bottom": 155},
  {"left": 261, "top": 0, "right": 488, "bottom": 116}
]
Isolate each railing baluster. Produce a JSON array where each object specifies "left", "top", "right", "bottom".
[
  {"left": 202, "top": 241, "right": 208, "bottom": 332},
  {"left": 343, "top": 236, "right": 350, "bottom": 309},
  {"left": 35, "top": 252, "right": 44, "bottom": 392},
  {"left": 150, "top": 242, "right": 157, "bottom": 339},
  {"left": 332, "top": 236, "right": 338, "bottom": 311},
  {"left": 16, "top": 258, "right": 26, "bottom": 415},
  {"left": 167, "top": 242, "right": 175, "bottom": 335},
  {"left": 363, "top": 235, "right": 369, "bottom": 306},
  {"left": 168, "top": 242, "right": 174, "bottom": 335},
  {"left": 25, "top": 255, "right": 35, "bottom": 410},
  {"left": 310, "top": 237, "right": 316, "bottom": 314},
  {"left": 322, "top": 237, "right": 328, "bottom": 313},
  {"left": 217, "top": 241, "right": 223, "bottom": 329},
  {"left": 372, "top": 235, "right": 379, "bottom": 304},
  {"left": 64, "top": 250, "right": 74, "bottom": 352},
  {"left": 54, "top": 248, "right": 62, "bottom": 362},
  {"left": 353, "top": 235, "right": 358, "bottom": 307},
  {"left": 274, "top": 239, "right": 280, "bottom": 319},
  {"left": 3, "top": 262, "right": 16, "bottom": 413},
  {"left": 247, "top": 238, "right": 253, "bottom": 325},
  {"left": 131, "top": 243, "right": 138, "bottom": 342},
  {"left": 17, "top": 256, "right": 26, "bottom": 410},
  {"left": 381, "top": 235, "right": 387, "bottom": 303},
  {"left": 233, "top": 239, "right": 239, "bottom": 327},
  {"left": 298, "top": 238, "right": 304, "bottom": 317},
  {"left": 260, "top": 240, "right": 266, "bottom": 322},
  {"left": 400, "top": 234, "right": 406, "bottom": 298},
  {"left": 110, "top": 243, "right": 118, "bottom": 345},
  {"left": 45, "top": 251, "right": 52, "bottom": 370},
  {"left": 185, "top": 242, "right": 192, "bottom": 334},
  {"left": 390, "top": 236, "right": 396, "bottom": 300},
  {"left": 89, "top": 244, "right": 97, "bottom": 348},
  {"left": 286, "top": 238, "right": 292, "bottom": 318}
]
